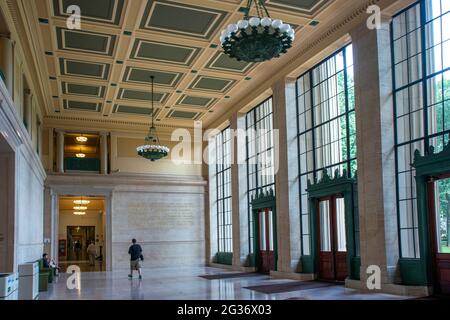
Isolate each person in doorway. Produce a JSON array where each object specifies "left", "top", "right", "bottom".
[
  {"left": 74, "top": 241, "right": 82, "bottom": 260},
  {"left": 128, "top": 238, "right": 143, "bottom": 280},
  {"left": 87, "top": 241, "right": 97, "bottom": 266}
]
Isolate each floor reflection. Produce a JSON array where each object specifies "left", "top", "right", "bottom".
[{"left": 38, "top": 266, "right": 413, "bottom": 300}]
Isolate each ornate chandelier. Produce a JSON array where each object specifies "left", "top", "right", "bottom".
[
  {"left": 137, "top": 76, "right": 169, "bottom": 162},
  {"left": 220, "top": 0, "right": 295, "bottom": 63}
]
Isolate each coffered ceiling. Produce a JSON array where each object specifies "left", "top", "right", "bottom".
[{"left": 32, "top": 0, "right": 333, "bottom": 129}]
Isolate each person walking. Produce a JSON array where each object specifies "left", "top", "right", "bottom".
[
  {"left": 128, "top": 238, "right": 143, "bottom": 280},
  {"left": 87, "top": 241, "right": 97, "bottom": 266}
]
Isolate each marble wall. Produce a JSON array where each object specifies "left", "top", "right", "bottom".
[
  {"left": 15, "top": 146, "right": 45, "bottom": 265},
  {"left": 112, "top": 188, "right": 205, "bottom": 270}
]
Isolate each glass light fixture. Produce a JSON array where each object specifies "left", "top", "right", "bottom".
[
  {"left": 220, "top": 0, "right": 294, "bottom": 63},
  {"left": 73, "top": 212, "right": 86, "bottom": 216},
  {"left": 137, "top": 76, "right": 170, "bottom": 162},
  {"left": 75, "top": 146, "right": 85, "bottom": 158},
  {"left": 73, "top": 206, "right": 87, "bottom": 210},
  {"left": 74, "top": 196, "right": 90, "bottom": 205},
  {"left": 74, "top": 199, "right": 90, "bottom": 205},
  {"left": 76, "top": 135, "right": 88, "bottom": 143}
]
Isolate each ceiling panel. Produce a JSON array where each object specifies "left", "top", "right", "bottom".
[
  {"left": 35, "top": 0, "right": 336, "bottom": 127},
  {"left": 139, "top": 0, "right": 227, "bottom": 39},
  {"left": 52, "top": 0, "right": 124, "bottom": 25}
]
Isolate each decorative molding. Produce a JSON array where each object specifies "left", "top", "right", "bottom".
[
  {"left": 412, "top": 135, "right": 450, "bottom": 169},
  {"left": 43, "top": 115, "right": 189, "bottom": 130},
  {"left": 307, "top": 168, "right": 356, "bottom": 189}
]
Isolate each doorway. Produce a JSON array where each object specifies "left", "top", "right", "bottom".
[
  {"left": 317, "top": 196, "right": 347, "bottom": 282},
  {"left": 256, "top": 207, "right": 276, "bottom": 273},
  {"left": 58, "top": 196, "right": 106, "bottom": 272},
  {"left": 427, "top": 175, "right": 450, "bottom": 295},
  {"left": 67, "top": 226, "right": 95, "bottom": 262}
]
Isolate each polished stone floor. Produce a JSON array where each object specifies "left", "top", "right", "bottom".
[{"left": 37, "top": 266, "right": 413, "bottom": 300}]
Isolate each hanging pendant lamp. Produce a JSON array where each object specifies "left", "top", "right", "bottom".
[
  {"left": 220, "top": 0, "right": 295, "bottom": 63},
  {"left": 136, "top": 76, "right": 170, "bottom": 162}
]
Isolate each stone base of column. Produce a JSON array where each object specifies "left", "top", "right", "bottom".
[
  {"left": 208, "top": 262, "right": 257, "bottom": 273},
  {"left": 345, "top": 278, "right": 432, "bottom": 297},
  {"left": 270, "top": 270, "right": 316, "bottom": 281}
]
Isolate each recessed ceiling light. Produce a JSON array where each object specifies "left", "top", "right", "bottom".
[{"left": 73, "top": 212, "right": 86, "bottom": 216}]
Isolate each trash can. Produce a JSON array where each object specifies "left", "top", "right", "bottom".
[
  {"left": 18, "top": 262, "right": 39, "bottom": 300},
  {"left": 0, "top": 273, "right": 18, "bottom": 300}
]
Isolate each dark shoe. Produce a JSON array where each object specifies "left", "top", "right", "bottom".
[
  {"left": 139, "top": 275, "right": 142, "bottom": 280},
  {"left": 128, "top": 274, "right": 132, "bottom": 279}
]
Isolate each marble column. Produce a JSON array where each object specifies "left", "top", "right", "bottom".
[
  {"left": 100, "top": 132, "right": 108, "bottom": 174},
  {"left": 230, "top": 112, "right": 250, "bottom": 269},
  {"left": 272, "top": 77, "right": 301, "bottom": 273},
  {"left": 56, "top": 130, "right": 64, "bottom": 173},
  {"left": 350, "top": 16, "right": 399, "bottom": 287}
]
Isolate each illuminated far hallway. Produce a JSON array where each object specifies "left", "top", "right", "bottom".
[{"left": 0, "top": 0, "right": 450, "bottom": 301}]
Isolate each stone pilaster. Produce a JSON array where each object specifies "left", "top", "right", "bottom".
[
  {"left": 350, "top": 16, "right": 399, "bottom": 288},
  {"left": 56, "top": 130, "right": 64, "bottom": 173},
  {"left": 230, "top": 112, "right": 250, "bottom": 269},
  {"left": 272, "top": 77, "right": 301, "bottom": 274},
  {"left": 100, "top": 132, "right": 108, "bottom": 174}
]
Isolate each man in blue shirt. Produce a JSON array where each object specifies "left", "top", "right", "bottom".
[{"left": 128, "top": 239, "right": 143, "bottom": 279}]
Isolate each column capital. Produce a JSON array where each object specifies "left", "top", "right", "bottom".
[{"left": 99, "top": 131, "right": 109, "bottom": 137}]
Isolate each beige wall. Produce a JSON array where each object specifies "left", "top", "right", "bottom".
[
  {"left": 111, "top": 133, "right": 202, "bottom": 176},
  {"left": 111, "top": 185, "right": 205, "bottom": 270}
]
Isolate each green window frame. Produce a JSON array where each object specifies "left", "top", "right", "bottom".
[
  {"left": 296, "top": 44, "right": 358, "bottom": 256},
  {"left": 246, "top": 98, "right": 276, "bottom": 254},
  {"left": 392, "top": 0, "right": 450, "bottom": 259}
]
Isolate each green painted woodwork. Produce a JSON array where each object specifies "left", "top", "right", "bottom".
[
  {"left": 0, "top": 69, "right": 5, "bottom": 81},
  {"left": 215, "top": 252, "right": 233, "bottom": 266},
  {"left": 53, "top": 0, "right": 124, "bottom": 25},
  {"left": 168, "top": 110, "right": 199, "bottom": 120},
  {"left": 304, "top": 168, "right": 360, "bottom": 280},
  {"left": 399, "top": 258, "right": 428, "bottom": 285},
  {"left": 267, "top": 0, "right": 328, "bottom": 14},
  {"left": 351, "top": 256, "right": 361, "bottom": 280},
  {"left": 63, "top": 82, "right": 103, "bottom": 97},
  {"left": 190, "top": 76, "right": 235, "bottom": 92},
  {"left": 140, "top": 1, "right": 227, "bottom": 39},
  {"left": 206, "top": 53, "right": 252, "bottom": 73},
  {"left": 124, "top": 67, "right": 181, "bottom": 87},
  {"left": 249, "top": 188, "right": 278, "bottom": 272},
  {"left": 64, "top": 100, "right": 101, "bottom": 112},
  {"left": 65, "top": 158, "right": 100, "bottom": 172},
  {"left": 120, "top": 89, "right": 165, "bottom": 102},
  {"left": 57, "top": 28, "right": 116, "bottom": 56},
  {"left": 60, "top": 58, "right": 110, "bottom": 79},
  {"left": 408, "top": 137, "right": 450, "bottom": 286},
  {"left": 131, "top": 39, "right": 200, "bottom": 66},
  {"left": 177, "top": 95, "right": 214, "bottom": 108},
  {"left": 113, "top": 105, "right": 158, "bottom": 116}
]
